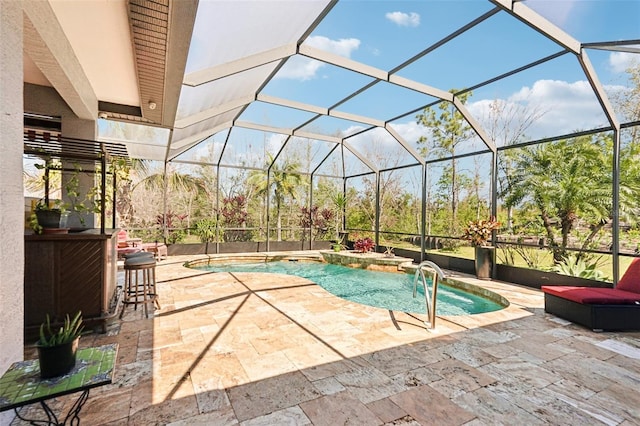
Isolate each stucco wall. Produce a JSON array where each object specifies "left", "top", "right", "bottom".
[{"left": 0, "top": 1, "right": 24, "bottom": 423}]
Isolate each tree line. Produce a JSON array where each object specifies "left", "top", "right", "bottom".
[{"left": 55, "top": 64, "right": 639, "bottom": 277}]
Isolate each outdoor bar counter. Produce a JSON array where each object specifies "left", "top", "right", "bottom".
[{"left": 24, "top": 229, "right": 119, "bottom": 338}]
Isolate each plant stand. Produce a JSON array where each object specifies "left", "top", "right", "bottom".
[
  {"left": 474, "top": 246, "right": 495, "bottom": 280},
  {"left": 0, "top": 344, "right": 117, "bottom": 425}
]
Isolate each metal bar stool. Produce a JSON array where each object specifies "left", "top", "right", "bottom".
[{"left": 120, "top": 254, "right": 160, "bottom": 318}]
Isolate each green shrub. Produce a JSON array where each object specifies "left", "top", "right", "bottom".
[
  {"left": 439, "top": 238, "right": 463, "bottom": 252},
  {"left": 551, "top": 255, "right": 606, "bottom": 281},
  {"left": 193, "top": 218, "right": 218, "bottom": 243},
  {"left": 167, "top": 230, "right": 186, "bottom": 244}
]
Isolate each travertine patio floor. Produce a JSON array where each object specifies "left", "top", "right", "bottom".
[{"left": 14, "top": 252, "right": 640, "bottom": 425}]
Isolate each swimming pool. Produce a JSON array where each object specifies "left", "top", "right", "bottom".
[{"left": 190, "top": 260, "right": 506, "bottom": 316}]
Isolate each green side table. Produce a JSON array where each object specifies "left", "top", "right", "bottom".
[{"left": 0, "top": 343, "right": 118, "bottom": 425}]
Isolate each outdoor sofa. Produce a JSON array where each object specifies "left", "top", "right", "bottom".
[{"left": 541, "top": 258, "right": 640, "bottom": 331}]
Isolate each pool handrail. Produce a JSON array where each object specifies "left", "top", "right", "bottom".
[{"left": 413, "top": 261, "right": 446, "bottom": 330}]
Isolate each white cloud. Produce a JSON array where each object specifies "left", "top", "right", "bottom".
[
  {"left": 341, "top": 124, "right": 366, "bottom": 138},
  {"left": 278, "top": 36, "right": 361, "bottom": 81},
  {"left": 468, "top": 79, "right": 611, "bottom": 141},
  {"left": 305, "top": 36, "right": 361, "bottom": 57},
  {"left": 385, "top": 11, "right": 420, "bottom": 27},
  {"left": 335, "top": 78, "right": 619, "bottom": 151},
  {"left": 193, "top": 141, "right": 223, "bottom": 163},
  {"left": 388, "top": 121, "right": 429, "bottom": 144},
  {"left": 276, "top": 56, "right": 325, "bottom": 81},
  {"left": 349, "top": 125, "right": 410, "bottom": 144},
  {"left": 609, "top": 51, "right": 639, "bottom": 73},
  {"left": 266, "top": 133, "right": 287, "bottom": 154}
]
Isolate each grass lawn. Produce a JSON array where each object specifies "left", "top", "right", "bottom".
[{"left": 393, "top": 241, "right": 634, "bottom": 282}]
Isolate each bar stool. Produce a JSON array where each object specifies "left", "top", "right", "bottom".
[
  {"left": 120, "top": 255, "right": 160, "bottom": 318},
  {"left": 123, "top": 251, "right": 154, "bottom": 260}
]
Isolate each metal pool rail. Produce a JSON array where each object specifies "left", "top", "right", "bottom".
[{"left": 413, "top": 261, "right": 445, "bottom": 330}]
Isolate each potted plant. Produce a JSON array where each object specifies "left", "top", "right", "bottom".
[
  {"left": 31, "top": 160, "right": 101, "bottom": 232},
  {"left": 36, "top": 311, "right": 83, "bottom": 379},
  {"left": 462, "top": 218, "right": 500, "bottom": 280},
  {"left": 384, "top": 246, "right": 395, "bottom": 258},
  {"left": 32, "top": 199, "right": 70, "bottom": 233}
]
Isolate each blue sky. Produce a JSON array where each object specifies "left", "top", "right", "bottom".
[
  {"left": 252, "top": 0, "right": 640, "bottom": 144},
  {"left": 278, "top": 0, "right": 640, "bottom": 126}
]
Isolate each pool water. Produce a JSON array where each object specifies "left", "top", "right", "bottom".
[{"left": 194, "top": 261, "right": 504, "bottom": 316}]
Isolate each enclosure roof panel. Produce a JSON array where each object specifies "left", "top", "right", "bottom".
[{"left": 23, "top": 0, "right": 640, "bottom": 165}]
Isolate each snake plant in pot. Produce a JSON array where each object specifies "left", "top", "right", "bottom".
[{"left": 36, "top": 311, "right": 84, "bottom": 379}]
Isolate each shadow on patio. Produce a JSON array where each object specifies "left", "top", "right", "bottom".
[{"left": 14, "top": 255, "right": 640, "bottom": 425}]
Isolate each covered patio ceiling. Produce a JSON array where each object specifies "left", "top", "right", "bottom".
[{"left": 22, "top": 0, "right": 640, "bottom": 175}]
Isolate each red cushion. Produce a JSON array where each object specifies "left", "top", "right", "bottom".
[
  {"left": 617, "top": 258, "right": 640, "bottom": 293},
  {"left": 541, "top": 285, "right": 640, "bottom": 304}
]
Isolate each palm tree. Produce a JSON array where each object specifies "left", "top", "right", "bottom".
[
  {"left": 504, "top": 134, "right": 637, "bottom": 263},
  {"left": 330, "top": 190, "right": 348, "bottom": 240},
  {"left": 130, "top": 162, "right": 206, "bottom": 238},
  {"left": 248, "top": 154, "right": 304, "bottom": 241}
]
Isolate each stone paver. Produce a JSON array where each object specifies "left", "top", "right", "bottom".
[{"left": 12, "top": 252, "right": 640, "bottom": 425}]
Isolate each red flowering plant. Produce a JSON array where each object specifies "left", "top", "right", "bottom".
[
  {"left": 354, "top": 237, "right": 375, "bottom": 253},
  {"left": 461, "top": 218, "right": 500, "bottom": 247}
]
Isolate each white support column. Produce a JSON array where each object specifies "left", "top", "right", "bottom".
[
  {"left": 0, "top": 1, "right": 25, "bottom": 424},
  {"left": 61, "top": 116, "right": 98, "bottom": 229}
]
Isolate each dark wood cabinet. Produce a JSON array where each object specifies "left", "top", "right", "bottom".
[{"left": 24, "top": 229, "right": 118, "bottom": 339}]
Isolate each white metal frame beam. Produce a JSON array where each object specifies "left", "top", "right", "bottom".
[
  {"left": 293, "top": 130, "right": 341, "bottom": 144},
  {"left": 258, "top": 93, "right": 327, "bottom": 115},
  {"left": 387, "top": 75, "right": 453, "bottom": 101},
  {"left": 578, "top": 51, "right": 620, "bottom": 130},
  {"left": 490, "top": 0, "right": 581, "bottom": 54},
  {"left": 343, "top": 140, "right": 378, "bottom": 174},
  {"left": 584, "top": 39, "right": 640, "bottom": 54},
  {"left": 453, "top": 97, "right": 497, "bottom": 153},
  {"left": 174, "top": 95, "right": 255, "bottom": 129},
  {"left": 298, "top": 44, "right": 388, "bottom": 80},
  {"left": 234, "top": 120, "right": 293, "bottom": 136},
  {"left": 167, "top": 121, "right": 233, "bottom": 160},
  {"left": 183, "top": 43, "right": 297, "bottom": 87},
  {"left": 384, "top": 125, "right": 425, "bottom": 165}
]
